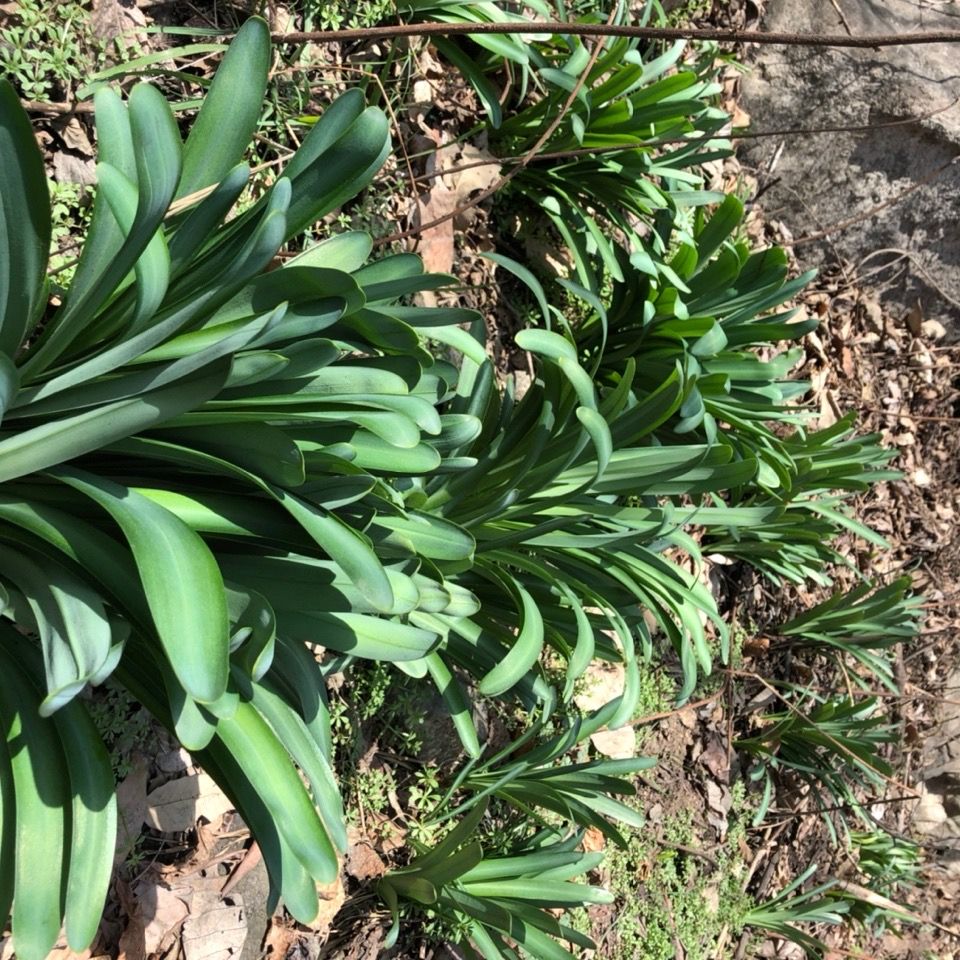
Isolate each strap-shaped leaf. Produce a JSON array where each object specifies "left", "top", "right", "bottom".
[
  {"left": 0, "top": 633, "right": 67, "bottom": 960},
  {"left": 0, "top": 544, "right": 113, "bottom": 715},
  {"left": 282, "top": 107, "right": 392, "bottom": 238},
  {"left": 0, "top": 694, "right": 14, "bottom": 934},
  {"left": 51, "top": 466, "right": 230, "bottom": 704},
  {"left": 20, "top": 82, "right": 182, "bottom": 378},
  {"left": 0, "top": 353, "right": 18, "bottom": 424},
  {"left": 8, "top": 637, "right": 116, "bottom": 952},
  {"left": 177, "top": 16, "right": 271, "bottom": 200},
  {"left": 97, "top": 163, "right": 170, "bottom": 334},
  {"left": 0, "top": 360, "right": 230, "bottom": 483},
  {"left": 425, "top": 651, "right": 481, "bottom": 758},
  {"left": 232, "top": 668, "right": 347, "bottom": 853},
  {"left": 215, "top": 700, "right": 338, "bottom": 882},
  {"left": 280, "top": 610, "right": 437, "bottom": 661},
  {"left": 477, "top": 571, "right": 545, "bottom": 697},
  {"left": 226, "top": 583, "right": 276, "bottom": 680},
  {"left": 0, "top": 79, "right": 50, "bottom": 358}
]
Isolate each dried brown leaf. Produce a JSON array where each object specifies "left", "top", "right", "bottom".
[{"left": 146, "top": 772, "right": 234, "bottom": 834}]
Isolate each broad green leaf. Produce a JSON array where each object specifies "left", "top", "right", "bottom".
[
  {"left": 9, "top": 639, "right": 116, "bottom": 952},
  {"left": 215, "top": 700, "right": 338, "bottom": 882},
  {"left": 0, "top": 633, "right": 67, "bottom": 960},
  {"left": 0, "top": 544, "right": 113, "bottom": 715},
  {"left": 51, "top": 467, "right": 230, "bottom": 704},
  {"left": 177, "top": 16, "right": 271, "bottom": 199},
  {"left": 0, "top": 361, "right": 229, "bottom": 483}
]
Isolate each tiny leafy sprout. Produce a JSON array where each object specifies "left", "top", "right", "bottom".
[{"left": 0, "top": 0, "right": 106, "bottom": 101}]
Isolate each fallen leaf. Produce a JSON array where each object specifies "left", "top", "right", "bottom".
[
  {"left": 146, "top": 771, "right": 234, "bottom": 833},
  {"left": 90, "top": 0, "right": 147, "bottom": 44},
  {"left": 306, "top": 874, "right": 346, "bottom": 935},
  {"left": 115, "top": 753, "right": 149, "bottom": 864},
  {"left": 448, "top": 143, "right": 501, "bottom": 197},
  {"left": 698, "top": 737, "right": 729, "bottom": 782},
  {"left": 181, "top": 890, "right": 246, "bottom": 960},
  {"left": 415, "top": 184, "right": 456, "bottom": 274},
  {"left": 582, "top": 826, "right": 605, "bottom": 853},
  {"left": 117, "top": 909, "right": 146, "bottom": 960},
  {"left": 134, "top": 875, "right": 190, "bottom": 956},
  {"left": 221, "top": 842, "right": 263, "bottom": 895},
  {"left": 157, "top": 747, "right": 192, "bottom": 774},
  {"left": 921, "top": 319, "right": 947, "bottom": 340},
  {"left": 574, "top": 661, "right": 625, "bottom": 714},
  {"left": 57, "top": 117, "right": 94, "bottom": 156},
  {"left": 411, "top": 79, "right": 433, "bottom": 105},
  {"left": 52, "top": 151, "right": 97, "bottom": 185},
  {"left": 345, "top": 841, "right": 386, "bottom": 882},
  {"left": 262, "top": 919, "right": 301, "bottom": 959}
]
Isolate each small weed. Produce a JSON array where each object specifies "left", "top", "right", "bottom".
[
  {"left": 346, "top": 767, "right": 397, "bottom": 826},
  {"left": 301, "top": 0, "right": 396, "bottom": 31},
  {"left": 87, "top": 683, "right": 154, "bottom": 780},
  {"left": 0, "top": 0, "right": 105, "bottom": 101},
  {"left": 633, "top": 662, "right": 676, "bottom": 721},
  {"left": 48, "top": 179, "right": 93, "bottom": 287},
  {"left": 576, "top": 807, "right": 752, "bottom": 960}
]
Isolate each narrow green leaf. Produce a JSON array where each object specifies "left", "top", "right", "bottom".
[{"left": 0, "top": 79, "right": 50, "bottom": 357}]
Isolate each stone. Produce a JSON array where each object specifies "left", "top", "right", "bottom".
[{"left": 739, "top": 0, "right": 960, "bottom": 335}]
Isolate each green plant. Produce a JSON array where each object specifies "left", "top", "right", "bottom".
[
  {"left": 846, "top": 829, "right": 922, "bottom": 931},
  {"left": 380, "top": 801, "right": 612, "bottom": 958},
  {"left": 48, "top": 180, "right": 94, "bottom": 287},
  {"left": 0, "top": 0, "right": 106, "bottom": 101},
  {"left": 87, "top": 682, "right": 154, "bottom": 779},
  {"left": 742, "top": 865, "right": 850, "bottom": 959},
  {"left": 737, "top": 697, "right": 896, "bottom": 837},
  {"left": 0, "top": 13, "right": 915, "bottom": 960},
  {"left": 0, "top": 17, "right": 414, "bottom": 956},
  {"left": 775, "top": 577, "right": 922, "bottom": 692},
  {"left": 851, "top": 829, "right": 922, "bottom": 891}
]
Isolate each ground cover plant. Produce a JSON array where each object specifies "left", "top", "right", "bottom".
[{"left": 0, "top": 6, "right": 932, "bottom": 959}]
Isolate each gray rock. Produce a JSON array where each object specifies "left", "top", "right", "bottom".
[{"left": 739, "top": 0, "right": 960, "bottom": 332}]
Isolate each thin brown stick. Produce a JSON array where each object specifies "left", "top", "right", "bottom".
[
  {"left": 857, "top": 246, "right": 960, "bottom": 311},
  {"left": 269, "top": 21, "right": 960, "bottom": 49},
  {"left": 375, "top": 5, "right": 619, "bottom": 247},
  {"left": 862, "top": 408, "right": 960, "bottom": 422},
  {"left": 632, "top": 691, "right": 721, "bottom": 726},
  {"left": 829, "top": 0, "right": 855, "bottom": 37},
  {"left": 19, "top": 99, "right": 95, "bottom": 115}
]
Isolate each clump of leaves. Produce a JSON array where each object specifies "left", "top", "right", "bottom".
[
  {"left": 737, "top": 696, "right": 896, "bottom": 837},
  {"left": 741, "top": 866, "right": 850, "bottom": 960}
]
